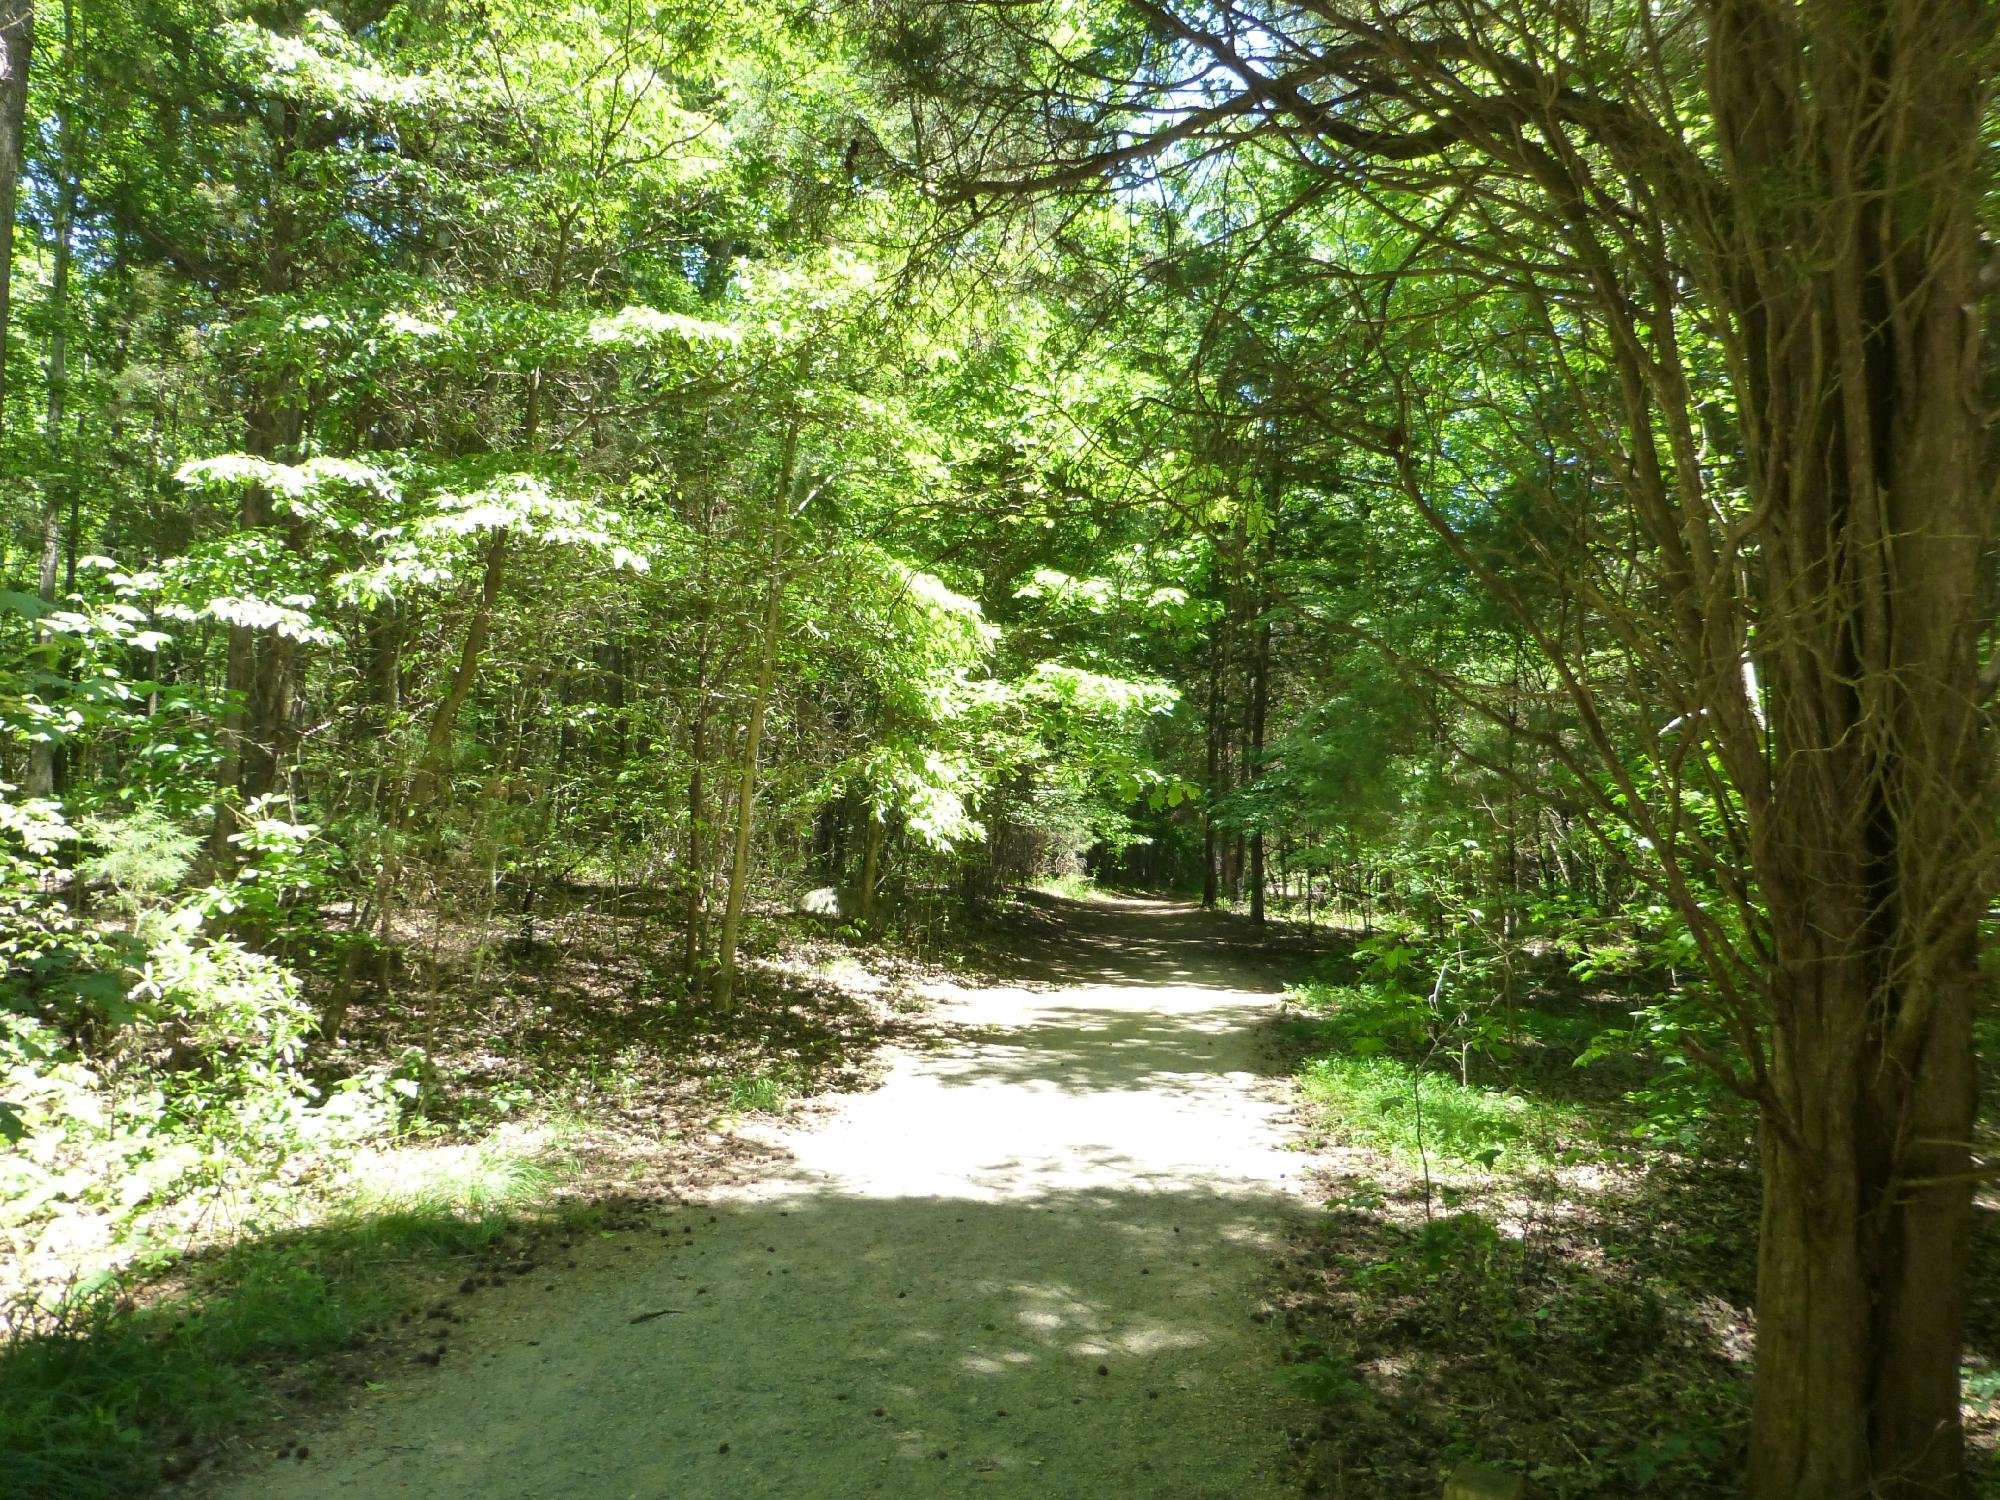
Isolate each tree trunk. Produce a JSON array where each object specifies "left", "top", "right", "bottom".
[
  {"left": 0, "top": 0, "right": 31, "bottom": 422},
  {"left": 244, "top": 629, "right": 299, "bottom": 802},
  {"left": 213, "top": 381, "right": 306, "bottom": 846},
  {"left": 1748, "top": 935, "right": 1979, "bottom": 1497},
  {"left": 1701, "top": 4, "right": 1993, "bottom": 1491},
  {"left": 409, "top": 526, "right": 509, "bottom": 806},
  {"left": 408, "top": 245, "right": 561, "bottom": 812},
  {"left": 211, "top": 98, "right": 305, "bottom": 859},
  {"left": 1247, "top": 555, "right": 1271, "bottom": 926},
  {"left": 22, "top": 19, "right": 68, "bottom": 802},
  {"left": 712, "top": 508, "right": 787, "bottom": 1006},
  {"left": 31, "top": 155, "right": 75, "bottom": 755},
  {"left": 681, "top": 632, "right": 712, "bottom": 977},
  {"left": 857, "top": 811, "right": 884, "bottom": 930},
  {"left": 360, "top": 604, "right": 403, "bottom": 812},
  {"left": 1201, "top": 612, "right": 1223, "bottom": 908},
  {"left": 210, "top": 485, "right": 273, "bottom": 862}
]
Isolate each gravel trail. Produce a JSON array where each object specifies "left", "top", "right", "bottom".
[{"left": 208, "top": 896, "right": 1308, "bottom": 1499}]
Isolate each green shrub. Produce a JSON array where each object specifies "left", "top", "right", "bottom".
[{"left": 80, "top": 807, "right": 200, "bottom": 914}]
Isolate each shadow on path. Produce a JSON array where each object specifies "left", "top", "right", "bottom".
[
  {"left": 210, "top": 1185, "right": 1298, "bottom": 1500},
  {"left": 975, "top": 894, "right": 1295, "bottom": 993},
  {"left": 193, "top": 894, "right": 1310, "bottom": 1500}
]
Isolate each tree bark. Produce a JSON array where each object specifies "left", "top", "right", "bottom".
[
  {"left": 211, "top": 97, "right": 305, "bottom": 859},
  {"left": 20, "top": 11, "right": 64, "bottom": 801},
  {"left": 713, "top": 420, "right": 801, "bottom": 1005},
  {"left": 1247, "top": 527, "right": 1273, "bottom": 926},
  {"left": 408, "top": 229, "right": 562, "bottom": 812},
  {"left": 1201, "top": 611, "right": 1223, "bottom": 908},
  {"left": 1697, "top": 5, "right": 1993, "bottom": 1490},
  {"left": 681, "top": 625, "right": 712, "bottom": 977},
  {"left": 25, "top": 117, "right": 76, "bottom": 793},
  {"left": 1246, "top": 637, "right": 1267, "bottom": 923},
  {"left": 712, "top": 502, "right": 788, "bottom": 1006},
  {"left": 857, "top": 810, "right": 884, "bottom": 930},
  {"left": 0, "top": 0, "right": 31, "bottom": 423}
]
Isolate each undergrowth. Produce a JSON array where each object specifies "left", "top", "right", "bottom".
[
  {"left": 702, "top": 1065, "right": 806, "bottom": 1115},
  {"left": 1279, "top": 925, "right": 2000, "bottom": 1495},
  {"left": 1277, "top": 927, "right": 1761, "bottom": 1495},
  {"left": 0, "top": 1135, "right": 566, "bottom": 1500},
  {"left": 1030, "top": 871, "right": 1101, "bottom": 902},
  {"left": 1295, "top": 1052, "right": 1585, "bottom": 1171}
]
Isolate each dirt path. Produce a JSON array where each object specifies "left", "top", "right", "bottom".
[{"left": 208, "top": 896, "right": 1309, "bottom": 1499}]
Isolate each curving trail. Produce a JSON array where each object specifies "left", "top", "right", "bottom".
[{"left": 206, "top": 896, "right": 1308, "bottom": 1500}]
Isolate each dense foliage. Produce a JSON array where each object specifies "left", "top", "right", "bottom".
[{"left": 1, "top": 1, "right": 1995, "bottom": 1496}]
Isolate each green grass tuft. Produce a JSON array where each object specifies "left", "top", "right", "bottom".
[
  {"left": 346, "top": 1130, "right": 568, "bottom": 1220},
  {"left": 1296, "top": 1053, "right": 1585, "bottom": 1170},
  {"left": 1030, "top": 871, "right": 1100, "bottom": 901},
  {"left": 704, "top": 1068, "right": 800, "bottom": 1114}
]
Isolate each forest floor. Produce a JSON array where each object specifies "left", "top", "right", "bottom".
[
  {"left": 1264, "top": 940, "right": 2000, "bottom": 1499},
  {"left": 186, "top": 895, "right": 1314, "bottom": 1499}
]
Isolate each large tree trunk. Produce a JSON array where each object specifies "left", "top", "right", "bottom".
[
  {"left": 1748, "top": 937, "right": 1980, "bottom": 1497},
  {"left": 1704, "top": 2, "right": 1993, "bottom": 1491}
]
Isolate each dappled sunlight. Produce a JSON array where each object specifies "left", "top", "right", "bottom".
[
  {"left": 733, "top": 1076, "right": 1296, "bottom": 1203},
  {"left": 955, "top": 894, "right": 1297, "bottom": 996},
  {"left": 206, "top": 899, "right": 1312, "bottom": 1500},
  {"left": 925, "top": 1005, "right": 1271, "bottom": 1098},
  {"left": 719, "top": 901, "right": 1304, "bottom": 1213},
  {"left": 1086, "top": 1321, "right": 1210, "bottom": 1359},
  {"left": 958, "top": 1349, "right": 1035, "bottom": 1374},
  {"left": 209, "top": 1186, "right": 1305, "bottom": 1499}
]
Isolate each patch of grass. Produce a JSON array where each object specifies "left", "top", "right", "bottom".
[
  {"left": 703, "top": 1066, "right": 802, "bottom": 1115},
  {"left": 0, "top": 1133, "right": 568, "bottom": 1500},
  {"left": 1030, "top": 871, "right": 1100, "bottom": 901},
  {"left": 1297, "top": 1053, "right": 1588, "bottom": 1171},
  {"left": 1276, "top": 947, "right": 1767, "bottom": 1494},
  {"left": 1277, "top": 936, "right": 2000, "bottom": 1493},
  {"left": 345, "top": 1126, "right": 573, "bottom": 1220},
  {"left": 1, "top": 883, "right": 933, "bottom": 1499}
]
